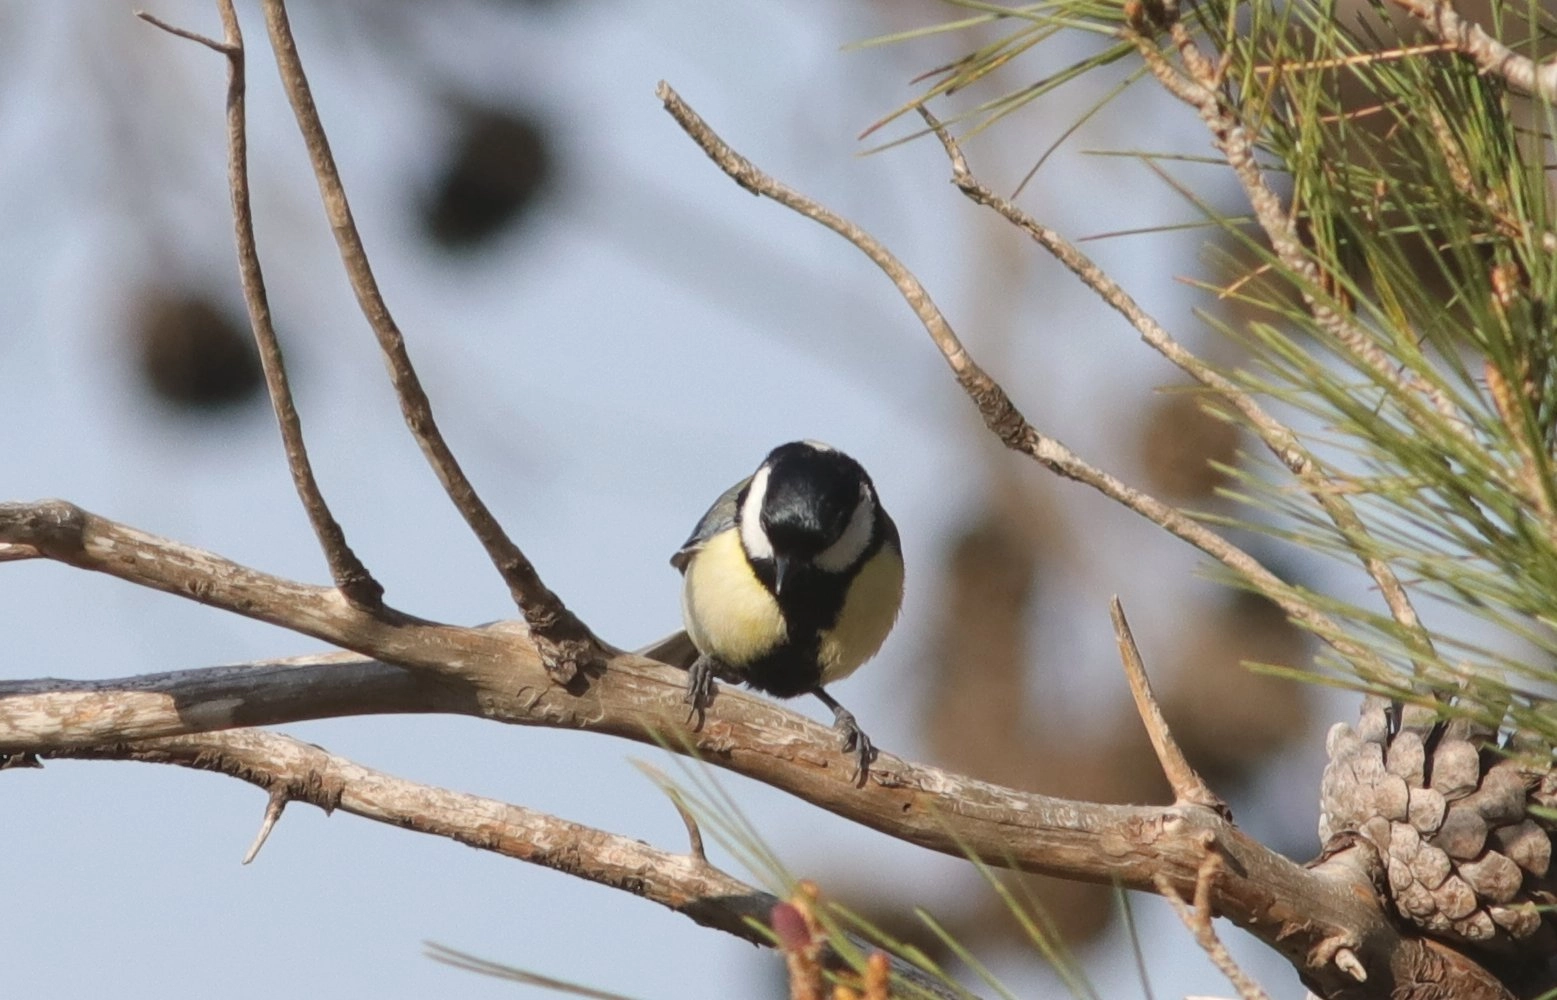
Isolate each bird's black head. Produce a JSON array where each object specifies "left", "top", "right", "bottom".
[{"left": 738, "top": 441, "right": 879, "bottom": 592}]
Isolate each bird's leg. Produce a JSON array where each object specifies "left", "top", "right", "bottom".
[
  {"left": 684, "top": 654, "right": 720, "bottom": 730},
  {"left": 812, "top": 687, "right": 878, "bottom": 786}
]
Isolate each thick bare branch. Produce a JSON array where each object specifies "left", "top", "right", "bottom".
[
  {"left": 656, "top": 80, "right": 1393, "bottom": 684},
  {"left": 0, "top": 499, "right": 468, "bottom": 671},
  {"left": 44, "top": 728, "right": 774, "bottom": 944},
  {"left": 254, "top": 0, "right": 595, "bottom": 678},
  {"left": 2, "top": 653, "right": 1506, "bottom": 998},
  {"left": 46, "top": 729, "right": 963, "bottom": 998}
]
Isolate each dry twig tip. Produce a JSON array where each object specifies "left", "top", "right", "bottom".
[
  {"left": 134, "top": 10, "right": 233, "bottom": 53},
  {"left": 1111, "top": 598, "right": 1226, "bottom": 815},
  {"left": 242, "top": 789, "right": 288, "bottom": 864}
]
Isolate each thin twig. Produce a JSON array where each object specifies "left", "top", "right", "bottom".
[
  {"left": 635, "top": 760, "right": 709, "bottom": 864},
  {"left": 1383, "top": 0, "right": 1557, "bottom": 102},
  {"left": 1128, "top": 21, "right": 1476, "bottom": 448},
  {"left": 1110, "top": 598, "right": 1225, "bottom": 814},
  {"left": 149, "top": 0, "right": 384, "bottom": 607},
  {"left": 256, "top": 0, "right": 595, "bottom": 679},
  {"left": 657, "top": 81, "right": 1393, "bottom": 682},
  {"left": 919, "top": 107, "right": 1434, "bottom": 684},
  {"left": 672, "top": 791, "right": 708, "bottom": 865},
  {"left": 133, "top": 9, "right": 232, "bottom": 54},
  {"left": 1156, "top": 853, "right": 1274, "bottom": 1000}
]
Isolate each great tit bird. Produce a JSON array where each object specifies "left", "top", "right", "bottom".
[{"left": 645, "top": 440, "right": 904, "bottom": 783}]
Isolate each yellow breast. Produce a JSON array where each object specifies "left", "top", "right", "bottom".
[
  {"left": 818, "top": 546, "right": 905, "bottom": 684},
  {"left": 682, "top": 529, "right": 786, "bottom": 667}
]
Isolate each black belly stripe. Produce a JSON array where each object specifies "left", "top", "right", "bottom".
[
  {"left": 741, "top": 640, "right": 823, "bottom": 699},
  {"left": 733, "top": 511, "right": 896, "bottom": 700}
]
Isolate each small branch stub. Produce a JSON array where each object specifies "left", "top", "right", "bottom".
[
  {"left": 1335, "top": 947, "right": 1367, "bottom": 983},
  {"left": 243, "top": 789, "right": 288, "bottom": 864},
  {"left": 1111, "top": 597, "right": 1228, "bottom": 816}
]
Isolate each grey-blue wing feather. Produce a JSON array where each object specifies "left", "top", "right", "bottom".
[
  {"left": 636, "top": 630, "right": 700, "bottom": 669},
  {"left": 670, "top": 474, "right": 750, "bottom": 572}
]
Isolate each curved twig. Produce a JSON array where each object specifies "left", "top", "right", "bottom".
[
  {"left": 255, "top": 0, "right": 596, "bottom": 679},
  {"left": 919, "top": 107, "right": 1437, "bottom": 684},
  {"left": 141, "top": 2, "right": 383, "bottom": 606},
  {"left": 1384, "top": 0, "right": 1557, "bottom": 102}
]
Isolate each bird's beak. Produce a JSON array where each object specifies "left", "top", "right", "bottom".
[{"left": 774, "top": 555, "right": 793, "bottom": 596}]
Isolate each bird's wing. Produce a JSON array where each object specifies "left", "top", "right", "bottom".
[
  {"left": 635, "top": 629, "right": 701, "bottom": 669},
  {"left": 669, "top": 474, "right": 751, "bottom": 572}
]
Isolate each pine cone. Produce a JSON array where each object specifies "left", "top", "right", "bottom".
[{"left": 1319, "top": 695, "right": 1556, "bottom": 952}]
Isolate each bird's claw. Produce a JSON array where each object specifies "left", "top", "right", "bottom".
[
  {"left": 812, "top": 687, "right": 878, "bottom": 787},
  {"left": 833, "top": 711, "right": 878, "bottom": 788},
  {"left": 684, "top": 655, "right": 717, "bottom": 731}
]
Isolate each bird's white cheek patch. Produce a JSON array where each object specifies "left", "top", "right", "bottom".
[
  {"left": 819, "top": 546, "right": 905, "bottom": 684},
  {"left": 739, "top": 467, "right": 773, "bottom": 561},
  {"left": 815, "top": 491, "right": 874, "bottom": 573},
  {"left": 683, "top": 530, "right": 786, "bottom": 667}
]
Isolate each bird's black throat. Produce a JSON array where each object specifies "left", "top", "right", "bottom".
[{"left": 735, "top": 532, "right": 884, "bottom": 699}]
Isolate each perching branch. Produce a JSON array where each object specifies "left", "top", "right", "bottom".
[
  {"left": 655, "top": 80, "right": 1392, "bottom": 686},
  {"left": 0, "top": 531, "right": 1506, "bottom": 1000},
  {"left": 254, "top": 0, "right": 596, "bottom": 679},
  {"left": 139, "top": 1, "right": 383, "bottom": 607}
]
